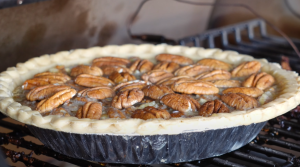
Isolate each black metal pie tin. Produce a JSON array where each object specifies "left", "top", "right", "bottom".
[{"left": 28, "top": 122, "right": 266, "bottom": 164}]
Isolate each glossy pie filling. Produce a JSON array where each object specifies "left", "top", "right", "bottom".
[{"left": 12, "top": 54, "right": 279, "bottom": 121}]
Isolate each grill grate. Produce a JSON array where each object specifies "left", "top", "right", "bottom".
[
  {"left": 179, "top": 19, "right": 300, "bottom": 73},
  {"left": 1, "top": 19, "right": 300, "bottom": 167}
]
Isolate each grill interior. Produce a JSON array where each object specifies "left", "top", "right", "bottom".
[{"left": 1, "top": 19, "right": 300, "bottom": 167}]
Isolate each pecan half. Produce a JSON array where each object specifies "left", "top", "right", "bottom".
[
  {"left": 109, "top": 71, "right": 136, "bottom": 84},
  {"left": 132, "top": 106, "right": 171, "bottom": 120},
  {"left": 70, "top": 65, "right": 103, "bottom": 77},
  {"left": 174, "top": 65, "right": 211, "bottom": 77},
  {"left": 45, "top": 107, "right": 70, "bottom": 117},
  {"left": 153, "top": 61, "right": 180, "bottom": 73},
  {"left": 156, "top": 76, "right": 195, "bottom": 86},
  {"left": 198, "top": 99, "right": 229, "bottom": 117},
  {"left": 76, "top": 102, "right": 102, "bottom": 119},
  {"left": 156, "top": 53, "right": 193, "bottom": 65},
  {"left": 111, "top": 88, "right": 144, "bottom": 109},
  {"left": 36, "top": 89, "right": 77, "bottom": 113},
  {"left": 195, "top": 70, "right": 231, "bottom": 81},
  {"left": 281, "top": 56, "right": 292, "bottom": 71},
  {"left": 196, "top": 58, "right": 232, "bottom": 71},
  {"left": 129, "top": 59, "right": 154, "bottom": 73},
  {"left": 34, "top": 72, "right": 71, "bottom": 82},
  {"left": 141, "top": 70, "right": 174, "bottom": 83},
  {"left": 102, "top": 66, "right": 132, "bottom": 76},
  {"left": 142, "top": 85, "right": 174, "bottom": 100},
  {"left": 78, "top": 86, "right": 114, "bottom": 100},
  {"left": 107, "top": 107, "right": 126, "bottom": 119},
  {"left": 113, "top": 80, "right": 150, "bottom": 93},
  {"left": 231, "top": 61, "right": 261, "bottom": 77},
  {"left": 212, "top": 80, "right": 241, "bottom": 88},
  {"left": 26, "top": 85, "right": 71, "bottom": 101},
  {"left": 222, "top": 87, "right": 263, "bottom": 98},
  {"left": 22, "top": 78, "right": 65, "bottom": 90},
  {"left": 170, "top": 111, "right": 184, "bottom": 118},
  {"left": 221, "top": 93, "right": 258, "bottom": 110},
  {"left": 75, "top": 74, "right": 114, "bottom": 87},
  {"left": 160, "top": 93, "right": 200, "bottom": 112},
  {"left": 171, "top": 80, "right": 219, "bottom": 95},
  {"left": 242, "top": 72, "right": 275, "bottom": 90},
  {"left": 92, "top": 57, "right": 130, "bottom": 68}
]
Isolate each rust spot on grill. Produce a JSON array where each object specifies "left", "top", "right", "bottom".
[{"left": 97, "top": 22, "right": 117, "bottom": 46}]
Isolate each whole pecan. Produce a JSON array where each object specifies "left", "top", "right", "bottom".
[
  {"left": 34, "top": 72, "right": 71, "bottom": 82},
  {"left": 242, "top": 72, "right": 275, "bottom": 90},
  {"left": 221, "top": 93, "right": 258, "bottom": 110},
  {"left": 195, "top": 70, "right": 231, "bottom": 81},
  {"left": 22, "top": 78, "right": 65, "bottom": 90},
  {"left": 75, "top": 74, "right": 114, "bottom": 87},
  {"left": 107, "top": 107, "right": 126, "bottom": 119},
  {"left": 141, "top": 70, "right": 174, "bottom": 83},
  {"left": 132, "top": 106, "right": 171, "bottom": 120},
  {"left": 142, "top": 85, "right": 174, "bottom": 100},
  {"left": 45, "top": 107, "right": 70, "bottom": 117},
  {"left": 222, "top": 87, "right": 263, "bottom": 98},
  {"left": 129, "top": 59, "right": 154, "bottom": 73},
  {"left": 155, "top": 53, "right": 193, "bottom": 65},
  {"left": 109, "top": 71, "right": 136, "bottom": 84},
  {"left": 198, "top": 99, "right": 229, "bottom": 117},
  {"left": 156, "top": 76, "right": 195, "bottom": 86},
  {"left": 76, "top": 102, "right": 102, "bottom": 119},
  {"left": 153, "top": 61, "right": 180, "bottom": 73},
  {"left": 78, "top": 86, "right": 114, "bottom": 100},
  {"left": 231, "top": 61, "right": 261, "bottom": 77},
  {"left": 26, "top": 85, "right": 71, "bottom": 101},
  {"left": 196, "top": 58, "right": 232, "bottom": 71},
  {"left": 171, "top": 80, "right": 219, "bottom": 95},
  {"left": 113, "top": 80, "right": 150, "bottom": 93},
  {"left": 111, "top": 88, "right": 144, "bottom": 109},
  {"left": 160, "top": 93, "right": 200, "bottom": 112},
  {"left": 36, "top": 89, "right": 77, "bottom": 113},
  {"left": 92, "top": 57, "right": 130, "bottom": 68},
  {"left": 174, "top": 65, "right": 212, "bottom": 77},
  {"left": 212, "top": 80, "right": 241, "bottom": 88},
  {"left": 70, "top": 65, "right": 103, "bottom": 77},
  {"left": 102, "top": 66, "right": 132, "bottom": 76}
]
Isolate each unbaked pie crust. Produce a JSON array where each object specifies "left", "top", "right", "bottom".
[{"left": 0, "top": 44, "right": 299, "bottom": 135}]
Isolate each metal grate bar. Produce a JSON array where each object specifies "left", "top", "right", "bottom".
[
  {"left": 1, "top": 146, "right": 58, "bottom": 167},
  {"left": 263, "top": 126, "right": 300, "bottom": 141},
  {"left": 246, "top": 143, "right": 295, "bottom": 161},
  {"left": 257, "top": 134, "right": 300, "bottom": 152},
  {"left": 230, "top": 151, "right": 280, "bottom": 167},
  {"left": 0, "top": 131, "right": 103, "bottom": 167}
]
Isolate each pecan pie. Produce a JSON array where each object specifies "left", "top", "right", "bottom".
[{"left": 1, "top": 44, "right": 299, "bottom": 136}]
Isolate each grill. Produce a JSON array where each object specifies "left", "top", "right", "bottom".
[{"left": 1, "top": 19, "right": 300, "bottom": 167}]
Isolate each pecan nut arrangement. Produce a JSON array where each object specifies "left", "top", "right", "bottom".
[
  {"left": 2, "top": 44, "right": 299, "bottom": 136},
  {"left": 13, "top": 51, "right": 278, "bottom": 119}
]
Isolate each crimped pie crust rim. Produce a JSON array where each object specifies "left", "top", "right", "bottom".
[{"left": 0, "top": 44, "right": 299, "bottom": 135}]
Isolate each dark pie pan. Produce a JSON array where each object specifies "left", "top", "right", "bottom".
[{"left": 28, "top": 121, "right": 266, "bottom": 164}]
